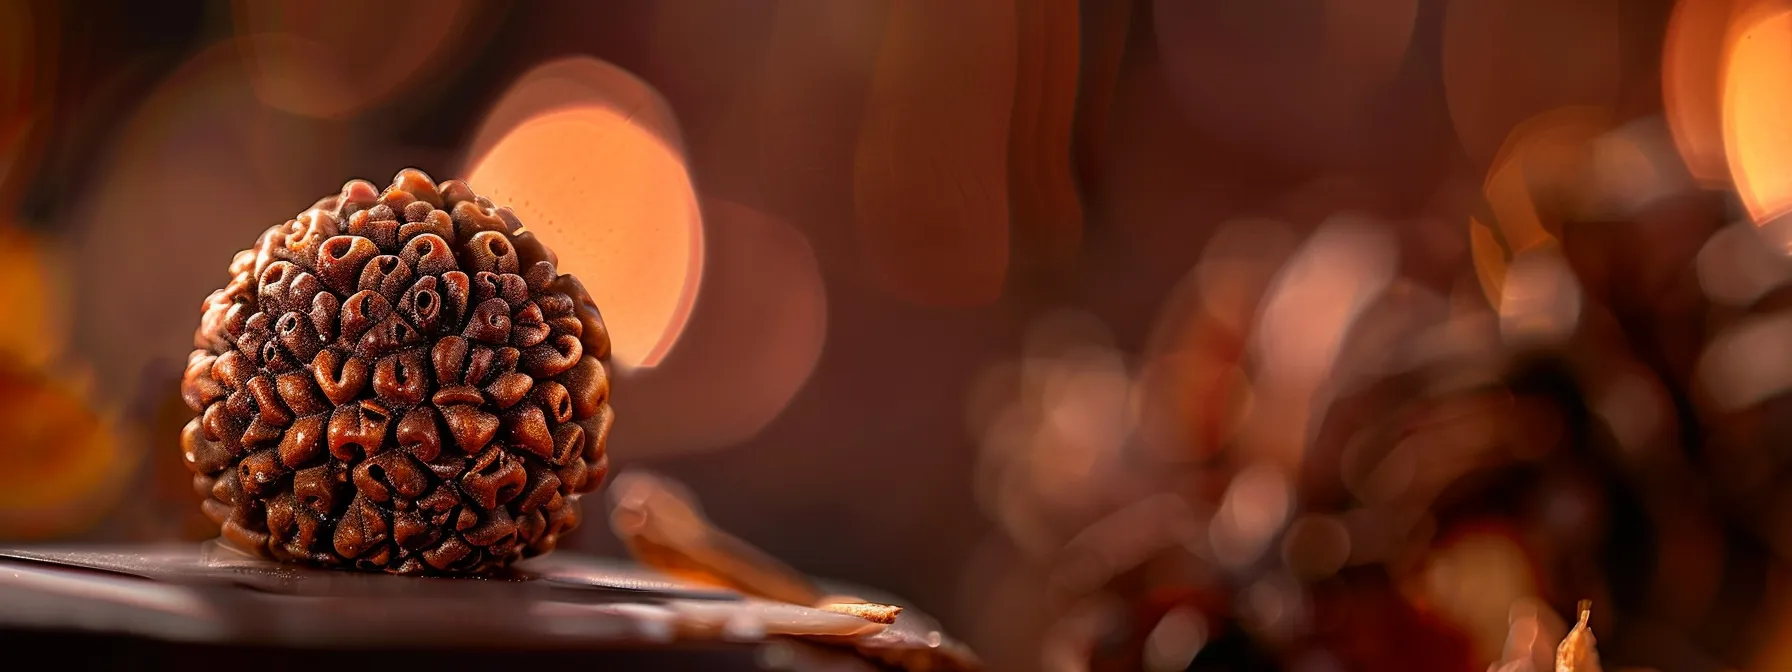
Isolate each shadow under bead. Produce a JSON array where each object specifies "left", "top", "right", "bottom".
[{"left": 179, "top": 168, "right": 615, "bottom": 576}]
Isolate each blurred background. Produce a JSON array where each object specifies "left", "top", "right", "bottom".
[{"left": 6, "top": 0, "right": 1792, "bottom": 669}]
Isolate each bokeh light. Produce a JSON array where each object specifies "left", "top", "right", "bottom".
[
  {"left": 232, "top": 0, "right": 480, "bottom": 119},
  {"left": 68, "top": 38, "right": 351, "bottom": 403},
  {"left": 1414, "top": 527, "right": 1542, "bottom": 663},
  {"left": 1722, "top": 7, "right": 1792, "bottom": 224},
  {"left": 1243, "top": 218, "right": 1398, "bottom": 470},
  {"left": 973, "top": 309, "right": 1139, "bottom": 558},
  {"left": 0, "top": 225, "right": 67, "bottom": 369},
  {"left": 0, "top": 357, "right": 128, "bottom": 540},
  {"left": 1497, "top": 250, "right": 1583, "bottom": 346},
  {"left": 1696, "top": 310, "right": 1792, "bottom": 412},
  {"left": 466, "top": 56, "right": 703, "bottom": 370},
  {"left": 1136, "top": 218, "right": 1298, "bottom": 462},
  {"left": 1696, "top": 220, "right": 1792, "bottom": 306},
  {"left": 1663, "top": 0, "right": 1742, "bottom": 185},
  {"left": 614, "top": 199, "right": 827, "bottom": 457},
  {"left": 1469, "top": 106, "right": 1612, "bottom": 309}
]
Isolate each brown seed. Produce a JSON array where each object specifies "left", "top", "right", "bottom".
[
  {"left": 350, "top": 208, "right": 400, "bottom": 251},
  {"left": 517, "top": 463, "right": 562, "bottom": 515},
  {"left": 180, "top": 170, "right": 613, "bottom": 575},
  {"left": 295, "top": 463, "right": 346, "bottom": 514},
  {"left": 533, "top": 380, "right": 574, "bottom": 424},
  {"left": 451, "top": 201, "right": 508, "bottom": 241},
  {"left": 550, "top": 423, "right": 584, "bottom": 467},
  {"left": 522, "top": 260, "right": 557, "bottom": 292},
  {"left": 327, "top": 400, "right": 392, "bottom": 461},
  {"left": 275, "top": 311, "right": 322, "bottom": 362}
]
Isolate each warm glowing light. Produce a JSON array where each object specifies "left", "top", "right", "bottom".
[
  {"left": 1416, "top": 528, "right": 1542, "bottom": 663},
  {"left": 1696, "top": 221, "right": 1792, "bottom": 306},
  {"left": 1663, "top": 0, "right": 1741, "bottom": 184},
  {"left": 1469, "top": 107, "right": 1611, "bottom": 308},
  {"left": 1722, "top": 9, "right": 1792, "bottom": 223},
  {"left": 615, "top": 200, "right": 827, "bottom": 456},
  {"left": 1143, "top": 605, "right": 1208, "bottom": 672},
  {"left": 1210, "top": 462, "right": 1292, "bottom": 568},
  {"left": 1497, "top": 251, "right": 1583, "bottom": 346},
  {"left": 1253, "top": 220, "right": 1398, "bottom": 388},
  {"left": 0, "top": 360, "right": 129, "bottom": 539},
  {"left": 466, "top": 57, "right": 703, "bottom": 369},
  {"left": 1243, "top": 219, "right": 1397, "bottom": 470},
  {"left": 1697, "top": 310, "right": 1792, "bottom": 411},
  {"left": 0, "top": 226, "right": 65, "bottom": 369}
]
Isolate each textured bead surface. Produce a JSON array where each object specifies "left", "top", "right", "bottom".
[{"left": 181, "top": 169, "right": 613, "bottom": 575}]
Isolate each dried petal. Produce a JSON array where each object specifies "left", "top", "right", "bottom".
[{"left": 1556, "top": 601, "right": 1600, "bottom": 672}]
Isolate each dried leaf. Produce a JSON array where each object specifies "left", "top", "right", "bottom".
[
  {"left": 1556, "top": 600, "right": 1601, "bottom": 672},
  {"left": 608, "top": 470, "right": 823, "bottom": 604},
  {"left": 607, "top": 470, "right": 902, "bottom": 624}
]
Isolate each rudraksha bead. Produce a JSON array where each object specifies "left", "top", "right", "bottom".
[{"left": 180, "top": 169, "right": 613, "bottom": 575}]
